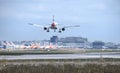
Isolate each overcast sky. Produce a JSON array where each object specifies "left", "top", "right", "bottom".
[{"left": 0, "top": 0, "right": 120, "bottom": 43}]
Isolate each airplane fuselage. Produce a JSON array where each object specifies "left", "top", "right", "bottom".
[
  {"left": 29, "top": 16, "right": 80, "bottom": 33},
  {"left": 50, "top": 22, "right": 57, "bottom": 29}
]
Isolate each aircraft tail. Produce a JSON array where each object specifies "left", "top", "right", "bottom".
[{"left": 53, "top": 15, "right": 54, "bottom": 22}]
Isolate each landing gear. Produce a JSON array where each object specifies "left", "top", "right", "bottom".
[
  {"left": 47, "top": 29, "right": 49, "bottom": 32},
  {"left": 54, "top": 29, "right": 56, "bottom": 32},
  {"left": 58, "top": 30, "right": 61, "bottom": 33},
  {"left": 58, "top": 29, "right": 62, "bottom": 33}
]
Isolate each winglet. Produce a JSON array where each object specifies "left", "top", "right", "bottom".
[
  {"left": 75, "top": 25, "right": 80, "bottom": 27},
  {"left": 28, "top": 23, "right": 33, "bottom": 25}
]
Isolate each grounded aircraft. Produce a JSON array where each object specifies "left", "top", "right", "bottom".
[{"left": 29, "top": 16, "right": 80, "bottom": 33}]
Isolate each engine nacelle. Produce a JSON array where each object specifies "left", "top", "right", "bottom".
[
  {"left": 62, "top": 28, "right": 65, "bottom": 31},
  {"left": 44, "top": 27, "right": 47, "bottom": 30}
]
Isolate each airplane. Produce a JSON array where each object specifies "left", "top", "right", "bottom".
[{"left": 29, "top": 16, "right": 80, "bottom": 33}]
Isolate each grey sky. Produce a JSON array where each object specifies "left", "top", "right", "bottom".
[{"left": 0, "top": 0, "right": 120, "bottom": 43}]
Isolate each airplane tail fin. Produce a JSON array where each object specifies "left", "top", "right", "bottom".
[{"left": 53, "top": 15, "right": 54, "bottom": 22}]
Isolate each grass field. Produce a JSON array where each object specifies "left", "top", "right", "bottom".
[
  {"left": 0, "top": 62, "right": 120, "bottom": 73},
  {"left": 0, "top": 49, "right": 120, "bottom": 55}
]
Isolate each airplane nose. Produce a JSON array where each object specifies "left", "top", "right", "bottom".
[{"left": 52, "top": 23, "right": 56, "bottom": 27}]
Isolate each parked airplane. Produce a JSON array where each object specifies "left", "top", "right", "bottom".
[{"left": 29, "top": 16, "right": 80, "bottom": 33}]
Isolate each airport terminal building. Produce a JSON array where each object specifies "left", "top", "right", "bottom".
[{"left": 0, "top": 36, "right": 120, "bottom": 49}]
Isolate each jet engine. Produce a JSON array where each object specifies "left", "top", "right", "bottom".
[
  {"left": 44, "top": 27, "right": 47, "bottom": 30},
  {"left": 62, "top": 28, "right": 65, "bottom": 31}
]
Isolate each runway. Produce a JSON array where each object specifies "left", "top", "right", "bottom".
[{"left": 0, "top": 52, "right": 120, "bottom": 60}]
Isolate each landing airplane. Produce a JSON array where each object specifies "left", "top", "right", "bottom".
[{"left": 29, "top": 16, "right": 80, "bottom": 33}]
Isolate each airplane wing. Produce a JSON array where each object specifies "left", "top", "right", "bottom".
[
  {"left": 28, "top": 23, "right": 45, "bottom": 28},
  {"left": 57, "top": 25, "right": 80, "bottom": 33},
  {"left": 29, "top": 23, "right": 50, "bottom": 28},
  {"left": 29, "top": 23, "right": 51, "bottom": 32},
  {"left": 62, "top": 25, "right": 80, "bottom": 28}
]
